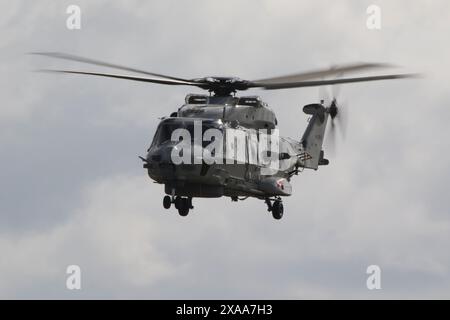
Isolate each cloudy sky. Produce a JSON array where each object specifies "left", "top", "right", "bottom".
[{"left": 1, "top": 0, "right": 450, "bottom": 299}]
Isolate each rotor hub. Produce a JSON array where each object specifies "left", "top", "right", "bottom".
[
  {"left": 193, "top": 77, "right": 251, "bottom": 96},
  {"left": 328, "top": 100, "right": 338, "bottom": 119}
]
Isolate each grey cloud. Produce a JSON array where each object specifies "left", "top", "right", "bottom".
[{"left": 1, "top": 0, "right": 450, "bottom": 299}]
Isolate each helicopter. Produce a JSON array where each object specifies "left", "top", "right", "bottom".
[{"left": 33, "top": 52, "right": 416, "bottom": 220}]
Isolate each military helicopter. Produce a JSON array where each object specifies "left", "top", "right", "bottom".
[{"left": 33, "top": 52, "right": 415, "bottom": 219}]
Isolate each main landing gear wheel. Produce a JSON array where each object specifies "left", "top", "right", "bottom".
[
  {"left": 272, "top": 200, "right": 284, "bottom": 220},
  {"left": 172, "top": 196, "right": 192, "bottom": 216},
  {"left": 162, "top": 195, "right": 194, "bottom": 216},
  {"left": 178, "top": 197, "right": 190, "bottom": 217},
  {"left": 265, "top": 198, "right": 283, "bottom": 220}
]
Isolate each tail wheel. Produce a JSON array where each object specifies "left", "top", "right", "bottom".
[{"left": 272, "top": 201, "right": 284, "bottom": 220}]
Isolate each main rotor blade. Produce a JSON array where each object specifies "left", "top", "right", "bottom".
[
  {"left": 31, "top": 52, "right": 191, "bottom": 82},
  {"left": 38, "top": 69, "right": 202, "bottom": 86},
  {"left": 253, "top": 73, "right": 419, "bottom": 90},
  {"left": 251, "top": 63, "right": 394, "bottom": 85}
]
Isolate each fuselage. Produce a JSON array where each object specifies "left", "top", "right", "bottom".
[{"left": 144, "top": 95, "right": 301, "bottom": 199}]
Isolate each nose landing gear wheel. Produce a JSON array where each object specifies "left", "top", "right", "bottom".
[
  {"left": 163, "top": 195, "right": 171, "bottom": 209},
  {"left": 271, "top": 200, "right": 284, "bottom": 220}
]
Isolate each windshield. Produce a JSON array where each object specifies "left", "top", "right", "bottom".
[{"left": 151, "top": 120, "right": 222, "bottom": 147}]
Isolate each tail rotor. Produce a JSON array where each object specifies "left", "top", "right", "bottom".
[{"left": 320, "top": 86, "right": 349, "bottom": 155}]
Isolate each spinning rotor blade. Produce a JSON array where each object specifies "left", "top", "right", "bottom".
[
  {"left": 332, "top": 81, "right": 341, "bottom": 99},
  {"left": 320, "top": 81, "right": 349, "bottom": 156},
  {"left": 327, "top": 120, "right": 337, "bottom": 156},
  {"left": 32, "top": 52, "right": 418, "bottom": 95},
  {"left": 38, "top": 69, "right": 201, "bottom": 86},
  {"left": 318, "top": 85, "right": 331, "bottom": 106},
  {"left": 251, "top": 62, "right": 394, "bottom": 85},
  {"left": 31, "top": 52, "right": 192, "bottom": 82},
  {"left": 336, "top": 100, "right": 348, "bottom": 139},
  {"left": 252, "top": 73, "right": 419, "bottom": 90}
]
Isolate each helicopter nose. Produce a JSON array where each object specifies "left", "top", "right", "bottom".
[
  {"left": 149, "top": 153, "right": 162, "bottom": 163},
  {"left": 148, "top": 147, "right": 172, "bottom": 164},
  {"left": 161, "top": 146, "right": 175, "bottom": 163},
  {"left": 148, "top": 144, "right": 183, "bottom": 164},
  {"left": 148, "top": 142, "right": 204, "bottom": 166}
]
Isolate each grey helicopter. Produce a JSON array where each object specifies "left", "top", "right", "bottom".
[{"left": 33, "top": 52, "right": 416, "bottom": 219}]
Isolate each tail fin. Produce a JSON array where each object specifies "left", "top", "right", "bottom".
[{"left": 299, "top": 104, "right": 329, "bottom": 170}]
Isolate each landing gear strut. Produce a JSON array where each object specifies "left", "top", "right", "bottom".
[
  {"left": 265, "top": 197, "right": 284, "bottom": 220},
  {"left": 163, "top": 195, "right": 193, "bottom": 217}
]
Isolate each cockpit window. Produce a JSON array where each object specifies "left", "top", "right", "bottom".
[{"left": 151, "top": 120, "right": 222, "bottom": 148}]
